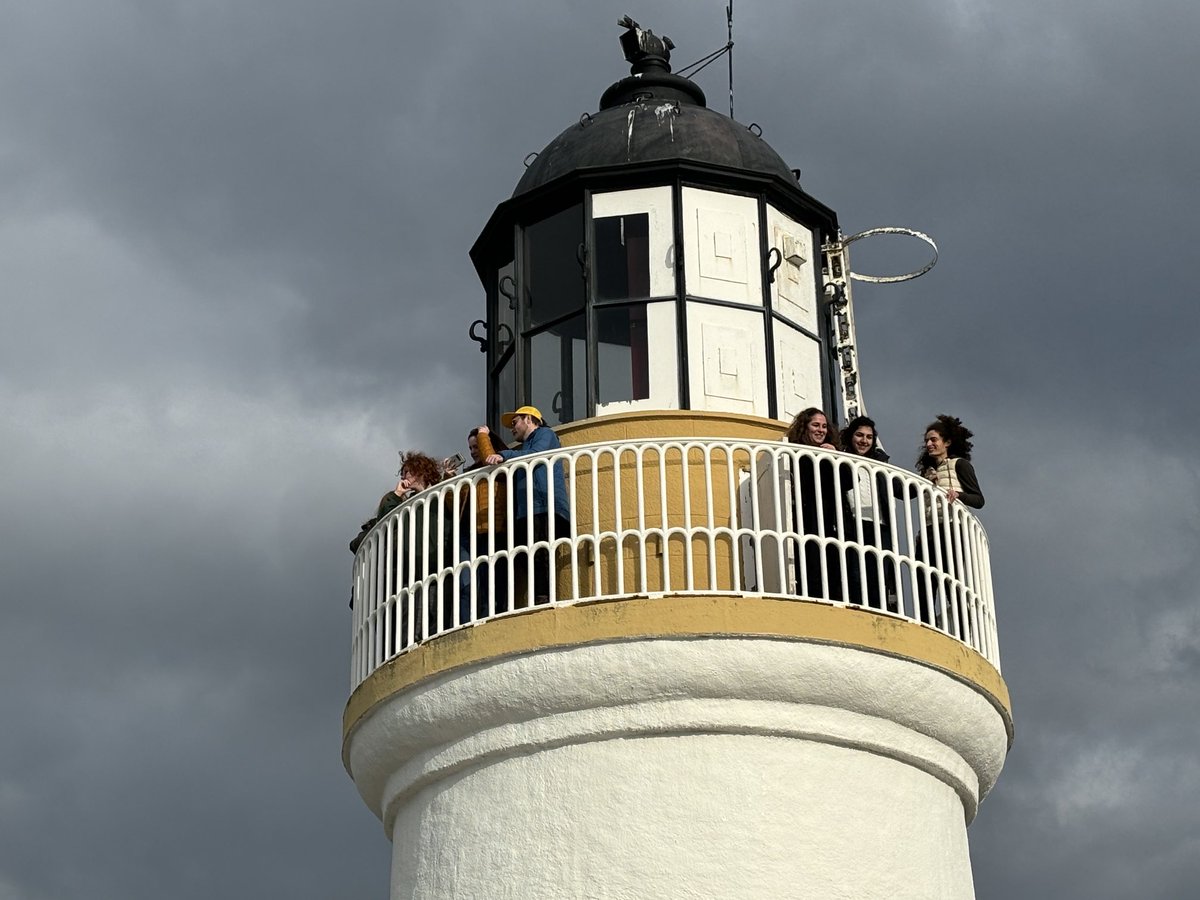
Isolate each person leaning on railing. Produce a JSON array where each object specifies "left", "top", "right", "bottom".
[
  {"left": 349, "top": 451, "right": 447, "bottom": 551},
  {"left": 784, "top": 407, "right": 852, "bottom": 602},
  {"left": 349, "top": 467, "right": 416, "bottom": 556},
  {"left": 349, "top": 452, "right": 449, "bottom": 640},
  {"left": 914, "top": 414, "right": 985, "bottom": 635},
  {"left": 455, "top": 427, "right": 510, "bottom": 621},
  {"left": 481, "top": 405, "right": 570, "bottom": 606}
]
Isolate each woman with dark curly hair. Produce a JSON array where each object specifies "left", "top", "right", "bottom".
[
  {"left": 917, "top": 415, "right": 984, "bottom": 510},
  {"left": 784, "top": 407, "right": 848, "bottom": 602},
  {"left": 915, "top": 415, "right": 985, "bottom": 633}
]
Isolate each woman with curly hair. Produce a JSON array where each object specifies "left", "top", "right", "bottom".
[
  {"left": 349, "top": 451, "right": 445, "bottom": 554},
  {"left": 784, "top": 407, "right": 848, "bottom": 602},
  {"left": 915, "top": 415, "right": 985, "bottom": 634},
  {"left": 349, "top": 451, "right": 449, "bottom": 646},
  {"left": 395, "top": 452, "right": 451, "bottom": 637},
  {"left": 917, "top": 415, "right": 984, "bottom": 509}
]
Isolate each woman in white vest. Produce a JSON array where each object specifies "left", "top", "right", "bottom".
[
  {"left": 915, "top": 415, "right": 985, "bottom": 633},
  {"left": 918, "top": 415, "right": 984, "bottom": 510}
]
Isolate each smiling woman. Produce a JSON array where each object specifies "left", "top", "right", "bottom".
[
  {"left": 915, "top": 414, "right": 985, "bottom": 632},
  {"left": 917, "top": 414, "right": 984, "bottom": 511},
  {"left": 785, "top": 407, "right": 850, "bottom": 601},
  {"left": 841, "top": 414, "right": 897, "bottom": 610}
]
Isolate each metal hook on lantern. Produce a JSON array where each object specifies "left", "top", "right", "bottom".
[
  {"left": 766, "top": 247, "right": 782, "bottom": 284},
  {"left": 468, "top": 319, "right": 489, "bottom": 353}
]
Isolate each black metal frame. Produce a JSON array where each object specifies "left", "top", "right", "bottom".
[{"left": 475, "top": 161, "right": 839, "bottom": 428}]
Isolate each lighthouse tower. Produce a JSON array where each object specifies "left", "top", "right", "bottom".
[{"left": 345, "top": 21, "right": 1011, "bottom": 900}]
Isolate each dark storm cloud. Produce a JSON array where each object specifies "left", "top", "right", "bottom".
[{"left": 1, "top": 1, "right": 1198, "bottom": 898}]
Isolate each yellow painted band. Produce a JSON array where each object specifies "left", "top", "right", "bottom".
[
  {"left": 556, "top": 409, "right": 789, "bottom": 445},
  {"left": 343, "top": 596, "right": 1012, "bottom": 746}
]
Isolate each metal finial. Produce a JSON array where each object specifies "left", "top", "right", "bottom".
[{"left": 617, "top": 16, "right": 674, "bottom": 72}]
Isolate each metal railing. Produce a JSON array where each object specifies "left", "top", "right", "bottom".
[{"left": 350, "top": 439, "right": 998, "bottom": 688}]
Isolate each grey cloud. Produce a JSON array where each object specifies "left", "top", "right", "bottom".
[{"left": 2, "top": 1, "right": 1199, "bottom": 897}]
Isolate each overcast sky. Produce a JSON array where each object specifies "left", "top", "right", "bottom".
[{"left": 2, "top": 1, "right": 1197, "bottom": 897}]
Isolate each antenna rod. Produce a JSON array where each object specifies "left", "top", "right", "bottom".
[{"left": 727, "top": 1, "right": 735, "bottom": 118}]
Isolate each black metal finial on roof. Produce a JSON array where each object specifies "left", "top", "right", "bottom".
[
  {"left": 617, "top": 16, "right": 675, "bottom": 74},
  {"left": 600, "top": 17, "right": 703, "bottom": 109}
]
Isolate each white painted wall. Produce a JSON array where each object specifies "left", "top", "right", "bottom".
[
  {"left": 347, "top": 636, "right": 1008, "bottom": 900},
  {"left": 685, "top": 303, "right": 770, "bottom": 416},
  {"left": 682, "top": 188, "right": 762, "bottom": 306},
  {"left": 765, "top": 204, "right": 819, "bottom": 333},
  {"left": 774, "top": 321, "right": 822, "bottom": 422}
]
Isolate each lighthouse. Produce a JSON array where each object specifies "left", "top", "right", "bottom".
[{"left": 344, "top": 19, "right": 1010, "bottom": 900}]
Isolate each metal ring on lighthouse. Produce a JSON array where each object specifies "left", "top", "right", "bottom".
[{"left": 843, "top": 226, "right": 939, "bottom": 284}]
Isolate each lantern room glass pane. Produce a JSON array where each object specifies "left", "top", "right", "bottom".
[
  {"left": 495, "top": 256, "right": 516, "bottom": 358},
  {"left": 597, "top": 304, "right": 650, "bottom": 404},
  {"left": 493, "top": 349, "right": 516, "bottom": 426},
  {"left": 595, "top": 214, "right": 650, "bottom": 301},
  {"left": 526, "top": 205, "right": 585, "bottom": 328},
  {"left": 530, "top": 314, "right": 586, "bottom": 426}
]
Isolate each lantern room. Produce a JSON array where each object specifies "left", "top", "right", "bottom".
[{"left": 469, "top": 20, "right": 841, "bottom": 427}]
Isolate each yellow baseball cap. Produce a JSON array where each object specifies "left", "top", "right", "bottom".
[{"left": 501, "top": 405, "right": 544, "bottom": 428}]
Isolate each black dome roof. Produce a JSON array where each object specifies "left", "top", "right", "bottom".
[
  {"left": 471, "top": 21, "right": 837, "bottom": 284},
  {"left": 514, "top": 95, "right": 798, "bottom": 197},
  {"left": 513, "top": 26, "right": 797, "bottom": 198}
]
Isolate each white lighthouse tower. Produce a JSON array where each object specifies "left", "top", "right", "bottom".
[{"left": 344, "top": 20, "right": 1010, "bottom": 899}]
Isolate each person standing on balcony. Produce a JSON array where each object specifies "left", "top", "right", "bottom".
[
  {"left": 350, "top": 452, "right": 446, "bottom": 547},
  {"left": 456, "top": 427, "right": 509, "bottom": 622},
  {"left": 917, "top": 415, "right": 984, "bottom": 510},
  {"left": 348, "top": 464, "right": 416, "bottom": 610},
  {"left": 482, "top": 405, "right": 570, "bottom": 605},
  {"left": 784, "top": 408, "right": 849, "bottom": 602},
  {"left": 840, "top": 416, "right": 897, "bottom": 612},
  {"left": 915, "top": 415, "right": 985, "bottom": 635},
  {"left": 349, "top": 452, "right": 449, "bottom": 643}
]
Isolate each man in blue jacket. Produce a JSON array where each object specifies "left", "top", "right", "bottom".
[{"left": 481, "top": 406, "right": 570, "bottom": 604}]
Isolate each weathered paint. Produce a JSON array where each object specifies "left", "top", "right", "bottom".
[{"left": 344, "top": 599, "right": 1010, "bottom": 899}]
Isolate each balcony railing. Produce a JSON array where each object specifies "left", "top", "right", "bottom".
[{"left": 350, "top": 439, "right": 998, "bottom": 688}]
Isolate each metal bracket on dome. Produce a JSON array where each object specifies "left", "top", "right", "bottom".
[{"left": 843, "top": 226, "right": 939, "bottom": 284}]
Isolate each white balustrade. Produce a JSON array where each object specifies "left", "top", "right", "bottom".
[{"left": 350, "top": 440, "right": 998, "bottom": 688}]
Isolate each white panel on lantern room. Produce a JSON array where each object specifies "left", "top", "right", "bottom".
[
  {"left": 591, "top": 187, "right": 675, "bottom": 298},
  {"left": 686, "top": 303, "right": 768, "bottom": 416},
  {"left": 682, "top": 188, "right": 761, "bottom": 305},
  {"left": 774, "top": 322, "right": 823, "bottom": 422},
  {"left": 595, "top": 301, "right": 680, "bottom": 415},
  {"left": 766, "top": 206, "right": 818, "bottom": 333}
]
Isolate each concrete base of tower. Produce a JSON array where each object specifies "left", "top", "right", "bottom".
[{"left": 344, "top": 599, "right": 1011, "bottom": 900}]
